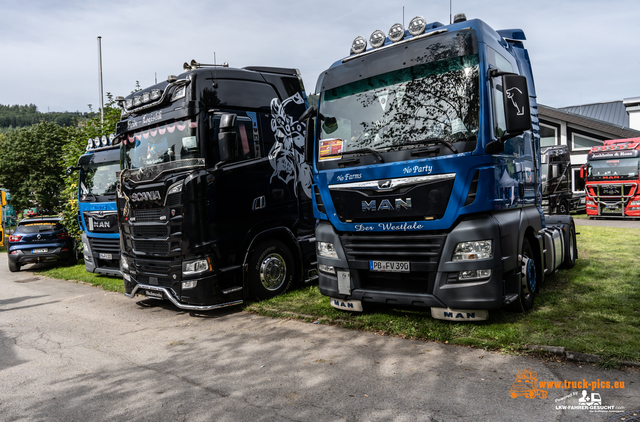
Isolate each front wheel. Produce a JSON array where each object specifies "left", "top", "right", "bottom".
[
  {"left": 559, "top": 198, "right": 570, "bottom": 215},
  {"left": 508, "top": 238, "right": 538, "bottom": 312},
  {"left": 248, "top": 240, "right": 294, "bottom": 300}
]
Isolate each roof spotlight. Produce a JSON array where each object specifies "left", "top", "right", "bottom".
[
  {"left": 388, "top": 23, "right": 405, "bottom": 42},
  {"left": 125, "top": 98, "right": 133, "bottom": 109},
  {"left": 453, "top": 13, "right": 467, "bottom": 23},
  {"left": 86, "top": 139, "right": 93, "bottom": 151},
  {"left": 93, "top": 137, "right": 101, "bottom": 148},
  {"left": 408, "top": 16, "right": 427, "bottom": 36},
  {"left": 109, "top": 134, "right": 115, "bottom": 145},
  {"left": 350, "top": 36, "right": 367, "bottom": 55},
  {"left": 369, "top": 30, "right": 386, "bottom": 48},
  {"left": 101, "top": 135, "right": 108, "bottom": 146}
]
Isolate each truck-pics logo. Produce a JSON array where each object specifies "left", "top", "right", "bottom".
[
  {"left": 510, "top": 367, "right": 548, "bottom": 399},
  {"left": 131, "top": 190, "right": 161, "bottom": 202},
  {"left": 362, "top": 198, "right": 412, "bottom": 211}
]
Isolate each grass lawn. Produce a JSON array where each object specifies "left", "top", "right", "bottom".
[
  {"left": 34, "top": 225, "right": 640, "bottom": 364},
  {"left": 247, "top": 225, "right": 640, "bottom": 364}
]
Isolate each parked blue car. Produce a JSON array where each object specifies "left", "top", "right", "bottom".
[{"left": 8, "top": 217, "right": 77, "bottom": 272}]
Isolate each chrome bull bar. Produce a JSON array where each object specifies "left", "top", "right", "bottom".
[{"left": 125, "top": 283, "right": 243, "bottom": 311}]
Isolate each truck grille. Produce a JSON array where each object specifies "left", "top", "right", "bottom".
[
  {"left": 133, "top": 258, "right": 172, "bottom": 273},
  {"left": 133, "top": 209, "right": 163, "bottom": 222},
  {"left": 340, "top": 232, "right": 446, "bottom": 294},
  {"left": 88, "top": 237, "right": 120, "bottom": 254},
  {"left": 133, "top": 226, "right": 169, "bottom": 238},
  {"left": 133, "top": 240, "right": 170, "bottom": 254}
]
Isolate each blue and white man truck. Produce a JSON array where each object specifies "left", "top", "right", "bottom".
[
  {"left": 306, "top": 13, "right": 577, "bottom": 320},
  {"left": 69, "top": 136, "right": 122, "bottom": 277}
]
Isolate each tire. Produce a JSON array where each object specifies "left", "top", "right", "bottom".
[
  {"left": 509, "top": 238, "right": 537, "bottom": 312},
  {"left": 558, "top": 198, "right": 570, "bottom": 215},
  {"left": 561, "top": 224, "right": 577, "bottom": 269},
  {"left": 248, "top": 240, "right": 294, "bottom": 300},
  {"left": 8, "top": 260, "right": 20, "bottom": 273},
  {"left": 68, "top": 249, "right": 78, "bottom": 266}
]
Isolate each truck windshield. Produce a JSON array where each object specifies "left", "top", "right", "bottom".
[
  {"left": 588, "top": 157, "right": 640, "bottom": 180},
  {"left": 80, "top": 161, "right": 119, "bottom": 201},
  {"left": 122, "top": 118, "right": 201, "bottom": 171},
  {"left": 318, "top": 54, "right": 480, "bottom": 157}
]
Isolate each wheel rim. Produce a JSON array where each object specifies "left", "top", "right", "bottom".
[
  {"left": 524, "top": 256, "right": 536, "bottom": 293},
  {"left": 259, "top": 253, "right": 287, "bottom": 291}
]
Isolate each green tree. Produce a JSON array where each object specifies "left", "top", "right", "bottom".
[
  {"left": 60, "top": 94, "right": 121, "bottom": 240},
  {"left": 0, "top": 122, "right": 70, "bottom": 214}
]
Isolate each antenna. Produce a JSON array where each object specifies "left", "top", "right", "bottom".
[
  {"left": 155, "top": 72, "right": 157, "bottom": 84},
  {"left": 450, "top": 0, "right": 452, "bottom": 24},
  {"left": 403, "top": 6, "right": 405, "bottom": 27}
]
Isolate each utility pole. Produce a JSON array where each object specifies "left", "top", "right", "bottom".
[{"left": 97, "top": 36, "right": 104, "bottom": 126}]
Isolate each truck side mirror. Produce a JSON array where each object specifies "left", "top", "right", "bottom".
[
  {"left": 551, "top": 164, "right": 559, "bottom": 179},
  {"left": 218, "top": 113, "right": 238, "bottom": 163},
  {"left": 299, "top": 106, "right": 316, "bottom": 165},
  {"left": 502, "top": 74, "right": 531, "bottom": 136},
  {"left": 66, "top": 165, "right": 80, "bottom": 176},
  {"left": 485, "top": 72, "right": 532, "bottom": 154},
  {"left": 580, "top": 165, "right": 584, "bottom": 179}
]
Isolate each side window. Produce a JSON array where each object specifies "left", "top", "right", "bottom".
[
  {"left": 487, "top": 47, "right": 514, "bottom": 139},
  {"left": 208, "top": 111, "right": 260, "bottom": 163}
]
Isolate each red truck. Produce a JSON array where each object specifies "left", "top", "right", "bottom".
[{"left": 582, "top": 137, "right": 640, "bottom": 218}]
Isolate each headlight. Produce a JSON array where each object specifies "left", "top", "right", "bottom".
[
  {"left": 452, "top": 240, "right": 493, "bottom": 261},
  {"left": 167, "top": 183, "right": 183, "bottom": 195},
  {"left": 182, "top": 257, "right": 212, "bottom": 276},
  {"left": 631, "top": 200, "right": 640, "bottom": 206},
  {"left": 317, "top": 241, "right": 338, "bottom": 259},
  {"left": 541, "top": 199, "right": 549, "bottom": 205}
]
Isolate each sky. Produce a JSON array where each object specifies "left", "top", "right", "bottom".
[{"left": 1, "top": 0, "right": 639, "bottom": 114}]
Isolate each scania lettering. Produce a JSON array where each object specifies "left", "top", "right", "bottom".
[
  {"left": 581, "top": 137, "right": 640, "bottom": 218},
  {"left": 115, "top": 61, "right": 316, "bottom": 311},
  {"left": 306, "top": 14, "right": 577, "bottom": 320},
  {"left": 67, "top": 135, "right": 122, "bottom": 277}
]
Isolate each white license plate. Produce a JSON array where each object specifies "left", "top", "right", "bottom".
[
  {"left": 145, "top": 290, "right": 164, "bottom": 299},
  {"left": 99, "top": 253, "right": 113, "bottom": 260},
  {"left": 369, "top": 260, "right": 410, "bottom": 272},
  {"left": 32, "top": 248, "right": 48, "bottom": 253}
]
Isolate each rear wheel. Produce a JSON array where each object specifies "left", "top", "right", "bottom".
[
  {"left": 561, "top": 224, "right": 577, "bottom": 269},
  {"left": 248, "top": 240, "right": 294, "bottom": 300},
  {"left": 8, "top": 260, "right": 20, "bottom": 272}
]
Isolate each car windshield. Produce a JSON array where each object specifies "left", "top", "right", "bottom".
[
  {"left": 318, "top": 54, "right": 480, "bottom": 158},
  {"left": 122, "top": 118, "right": 201, "bottom": 170},
  {"left": 588, "top": 157, "right": 639, "bottom": 179},
  {"left": 80, "top": 161, "right": 119, "bottom": 201}
]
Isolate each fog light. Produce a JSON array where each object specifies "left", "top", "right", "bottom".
[
  {"left": 452, "top": 240, "right": 493, "bottom": 261},
  {"left": 317, "top": 242, "right": 338, "bottom": 258},
  {"left": 318, "top": 264, "right": 335, "bottom": 274},
  {"left": 123, "top": 273, "right": 131, "bottom": 282},
  {"left": 459, "top": 269, "right": 492, "bottom": 280},
  {"left": 121, "top": 257, "right": 129, "bottom": 270},
  {"left": 182, "top": 280, "right": 197, "bottom": 289}
]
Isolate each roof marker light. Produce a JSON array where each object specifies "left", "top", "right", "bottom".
[
  {"left": 369, "top": 29, "right": 386, "bottom": 48},
  {"left": 388, "top": 23, "right": 405, "bottom": 42},
  {"left": 453, "top": 13, "right": 467, "bottom": 23},
  {"left": 350, "top": 36, "right": 367, "bottom": 55},
  {"left": 408, "top": 16, "right": 427, "bottom": 36}
]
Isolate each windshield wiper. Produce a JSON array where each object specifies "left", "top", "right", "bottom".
[
  {"left": 391, "top": 137, "right": 460, "bottom": 154},
  {"left": 341, "top": 148, "right": 384, "bottom": 163},
  {"left": 83, "top": 192, "right": 97, "bottom": 201}
]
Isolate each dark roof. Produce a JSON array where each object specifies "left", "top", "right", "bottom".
[
  {"left": 558, "top": 101, "right": 629, "bottom": 128},
  {"left": 538, "top": 104, "right": 640, "bottom": 139}
]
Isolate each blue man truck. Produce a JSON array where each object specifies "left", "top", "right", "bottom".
[
  {"left": 68, "top": 136, "right": 122, "bottom": 277},
  {"left": 307, "top": 14, "right": 577, "bottom": 320}
]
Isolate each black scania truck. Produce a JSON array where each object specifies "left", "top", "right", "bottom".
[{"left": 115, "top": 61, "right": 316, "bottom": 311}]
